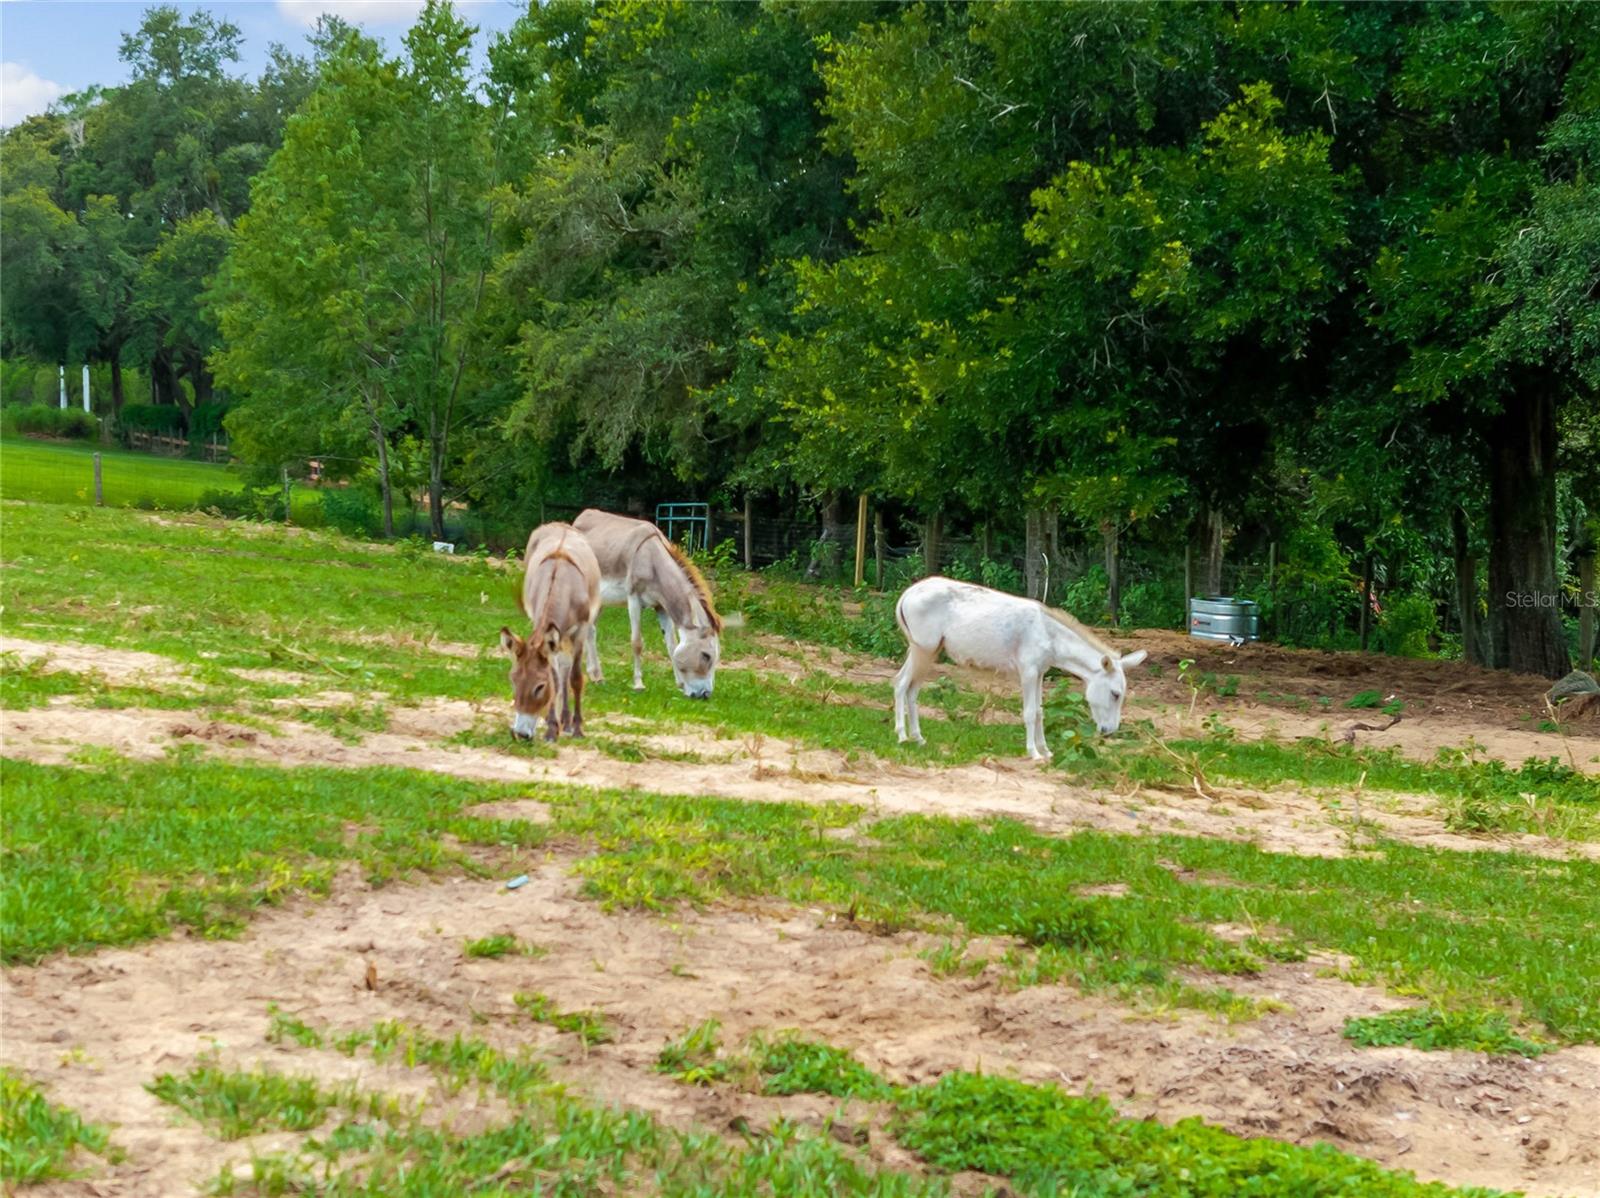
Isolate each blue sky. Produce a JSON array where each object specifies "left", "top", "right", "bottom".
[{"left": 1, "top": 0, "right": 527, "bottom": 127}]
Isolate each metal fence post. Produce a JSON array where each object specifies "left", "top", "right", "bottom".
[{"left": 93, "top": 453, "right": 103, "bottom": 506}]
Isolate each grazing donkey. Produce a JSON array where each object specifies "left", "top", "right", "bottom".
[
  {"left": 894, "top": 577, "right": 1148, "bottom": 760},
  {"left": 500, "top": 522, "right": 602, "bottom": 741},
  {"left": 572, "top": 509, "right": 723, "bottom": 698}
]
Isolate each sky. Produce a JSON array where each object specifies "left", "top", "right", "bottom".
[{"left": 0, "top": 0, "right": 528, "bottom": 127}]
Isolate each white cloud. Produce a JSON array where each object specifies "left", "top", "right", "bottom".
[
  {"left": 1, "top": 62, "right": 66, "bottom": 129},
  {"left": 276, "top": 1, "right": 434, "bottom": 29}
]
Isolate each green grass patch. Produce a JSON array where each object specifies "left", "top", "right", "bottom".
[
  {"left": 462, "top": 933, "right": 525, "bottom": 959},
  {"left": 1067, "top": 734, "right": 1600, "bottom": 818},
  {"left": 147, "top": 1057, "right": 386, "bottom": 1140},
  {"left": 555, "top": 788, "right": 1600, "bottom": 1043},
  {"left": 1, "top": 437, "right": 256, "bottom": 511},
  {"left": 230, "top": 1013, "right": 1509, "bottom": 1198},
  {"left": 514, "top": 991, "right": 612, "bottom": 1046},
  {"left": 0, "top": 1068, "right": 116, "bottom": 1183},
  {"left": 8, "top": 754, "right": 1597, "bottom": 1042},
  {"left": 752, "top": 1034, "right": 895, "bottom": 1100},
  {"left": 895, "top": 1071, "right": 1505, "bottom": 1197},
  {"left": 0, "top": 757, "right": 550, "bottom": 964},
  {"left": 657, "top": 1019, "right": 740, "bottom": 1086},
  {"left": 1343, "top": 1008, "right": 1548, "bottom": 1057}
]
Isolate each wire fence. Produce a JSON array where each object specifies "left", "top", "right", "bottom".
[{"left": 0, "top": 433, "right": 1396, "bottom": 649}]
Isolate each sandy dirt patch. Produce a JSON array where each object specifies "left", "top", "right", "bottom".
[
  {"left": 0, "top": 635, "right": 198, "bottom": 690},
  {"left": 4, "top": 703, "right": 1595, "bottom": 863},
  {"left": 3, "top": 867, "right": 1595, "bottom": 1197}
]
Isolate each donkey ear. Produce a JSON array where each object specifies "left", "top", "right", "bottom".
[
  {"left": 1100, "top": 654, "right": 1114, "bottom": 673},
  {"left": 544, "top": 628, "right": 562, "bottom": 656},
  {"left": 499, "top": 627, "right": 521, "bottom": 656},
  {"left": 1121, "top": 649, "right": 1149, "bottom": 669}
]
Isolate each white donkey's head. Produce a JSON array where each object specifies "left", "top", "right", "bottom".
[
  {"left": 670, "top": 625, "right": 720, "bottom": 699},
  {"left": 1081, "top": 649, "right": 1148, "bottom": 735}
]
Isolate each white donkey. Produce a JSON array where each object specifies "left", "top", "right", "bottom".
[
  {"left": 894, "top": 577, "right": 1148, "bottom": 760},
  {"left": 572, "top": 509, "right": 723, "bottom": 698}
]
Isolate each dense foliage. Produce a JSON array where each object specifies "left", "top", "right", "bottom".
[{"left": 3, "top": 1, "right": 1595, "bottom": 674}]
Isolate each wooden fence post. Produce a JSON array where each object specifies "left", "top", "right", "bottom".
[
  {"left": 743, "top": 493, "right": 754, "bottom": 570},
  {"left": 874, "top": 509, "right": 885, "bottom": 590},
  {"left": 93, "top": 453, "right": 103, "bottom": 506},
  {"left": 282, "top": 466, "right": 292, "bottom": 525},
  {"left": 853, "top": 494, "right": 868, "bottom": 589}
]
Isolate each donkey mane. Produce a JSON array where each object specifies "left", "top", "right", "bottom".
[
  {"left": 1042, "top": 604, "right": 1114, "bottom": 659},
  {"left": 661, "top": 537, "right": 723, "bottom": 633}
]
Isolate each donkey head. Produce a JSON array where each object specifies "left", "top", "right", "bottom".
[
  {"left": 1082, "top": 649, "right": 1148, "bottom": 735},
  {"left": 670, "top": 626, "right": 720, "bottom": 699},
  {"left": 500, "top": 626, "right": 557, "bottom": 739}
]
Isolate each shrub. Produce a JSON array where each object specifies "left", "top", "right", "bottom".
[
  {"left": 198, "top": 486, "right": 285, "bottom": 522},
  {"left": 318, "top": 486, "right": 384, "bottom": 537},
  {"left": 7, "top": 405, "right": 96, "bottom": 440},
  {"left": 117, "top": 403, "right": 184, "bottom": 435},
  {"left": 1378, "top": 592, "right": 1440, "bottom": 658}
]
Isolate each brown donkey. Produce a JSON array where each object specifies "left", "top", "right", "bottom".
[{"left": 500, "top": 522, "right": 602, "bottom": 741}]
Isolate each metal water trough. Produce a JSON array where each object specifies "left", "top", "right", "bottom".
[{"left": 1188, "top": 595, "right": 1261, "bottom": 643}]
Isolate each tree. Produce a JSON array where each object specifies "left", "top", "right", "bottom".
[{"left": 216, "top": 3, "right": 528, "bottom": 537}]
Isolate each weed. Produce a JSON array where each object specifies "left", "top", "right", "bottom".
[
  {"left": 0, "top": 1068, "right": 115, "bottom": 1182},
  {"left": 1343, "top": 1008, "right": 1547, "bottom": 1057},
  {"left": 752, "top": 1035, "right": 894, "bottom": 1100},
  {"left": 463, "top": 933, "right": 524, "bottom": 959},
  {"left": 896, "top": 1071, "right": 1499, "bottom": 1196},
  {"left": 656, "top": 1019, "right": 737, "bottom": 1086},
  {"left": 266, "top": 1007, "right": 325, "bottom": 1049},
  {"left": 513, "top": 991, "right": 611, "bottom": 1046},
  {"left": 147, "top": 1056, "right": 386, "bottom": 1140}
]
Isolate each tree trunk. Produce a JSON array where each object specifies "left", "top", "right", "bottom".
[
  {"left": 1204, "top": 506, "right": 1225, "bottom": 596},
  {"left": 1102, "top": 521, "right": 1120, "bottom": 627},
  {"left": 1025, "top": 509, "right": 1045, "bottom": 600},
  {"left": 1451, "top": 507, "right": 1485, "bottom": 667},
  {"left": 109, "top": 357, "right": 125, "bottom": 419},
  {"left": 923, "top": 509, "right": 943, "bottom": 577},
  {"left": 428, "top": 470, "right": 445, "bottom": 542},
  {"left": 372, "top": 418, "right": 395, "bottom": 539},
  {"left": 1486, "top": 388, "right": 1570, "bottom": 678},
  {"left": 811, "top": 493, "right": 844, "bottom": 578},
  {"left": 1043, "top": 507, "right": 1065, "bottom": 601},
  {"left": 874, "top": 509, "right": 885, "bottom": 590},
  {"left": 1578, "top": 549, "right": 1596, "bottom": 674},
  {"left": 1359, "top": 552, "right": 1373, "bottom": 652}
]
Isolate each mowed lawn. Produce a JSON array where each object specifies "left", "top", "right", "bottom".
[{"left": 0, "top": 435, "right": 319, "bottom": 519}]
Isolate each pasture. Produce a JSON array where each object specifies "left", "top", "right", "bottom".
[{"left": 2, "top": 500, "right": 1598, "bottom": 1197}]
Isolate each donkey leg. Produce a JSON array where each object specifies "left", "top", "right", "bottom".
[
  {"left": 657, "top": 608, "right": 685, "bottom": 691},
  {"left": 569, "top": 665, "right": 586, "bottom": 737},
  {"left": 896, "top": 646, "right": 933, "bottom": 745},
  {"left": 896, "top": 649, "right": 921, "bottom": 742},
  {"left": 1020, "top": 669, "right": 1050, "bottom": 761},
  {"left": 584, "top": 622, "right": 604, "bottom": 684},
  {"left": 627, "top": 593, "right": 646, "bottom": 690}
]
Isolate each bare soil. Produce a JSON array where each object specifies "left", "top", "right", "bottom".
[
  {"left": 3, "top": 867, "right": 1595, "bottom": 1197},
  {"left": 5, "top": 631, "right": 1600, "bottom": 1197},
  {"left": 3, "top": 702, "right": 1594, "bottom": 862}
]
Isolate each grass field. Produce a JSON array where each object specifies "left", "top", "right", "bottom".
[
  {"left": 3, "top": 501, "right": 1598, "bottom": 1196},
  {"left": 0, "top": 434, "right": 321, "bottom": 518}
]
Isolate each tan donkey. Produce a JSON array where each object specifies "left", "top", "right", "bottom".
[{"left": 500, "top": 522, "right": 602, "bottom": 741}]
